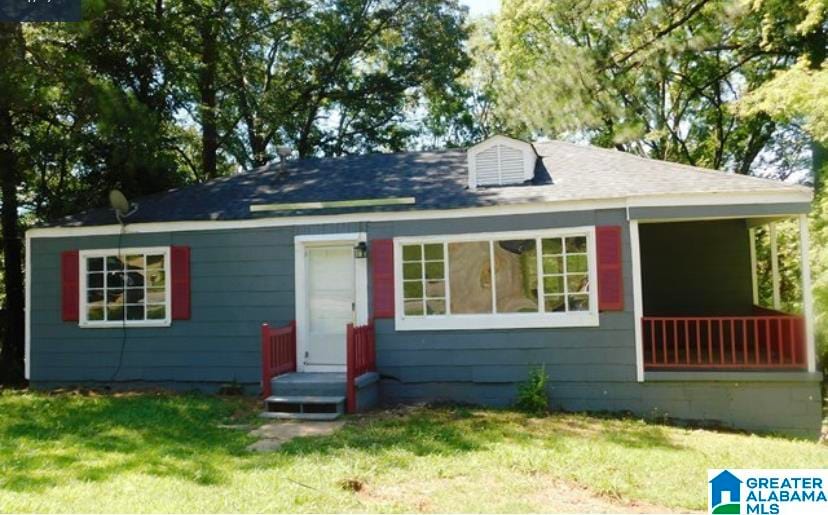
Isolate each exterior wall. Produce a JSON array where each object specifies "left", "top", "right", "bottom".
[
  {"left": 368, "top": 208, "right": 636, "bottom": 389},
  {"left": 31, "top": 227, "right": 295, "bottom": 388},
  {"left": 29, "top": 208, "right": 822, "bottom": 438},
  {"left": 639, "top": 220, "right": 754, "bottom": 316},
  {"left": 30, "top": 222, "right": 366, "bottom": 389}
]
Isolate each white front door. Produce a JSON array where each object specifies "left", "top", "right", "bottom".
[{"left": 304, "top": 246, "right": 355, "bottom": 370}]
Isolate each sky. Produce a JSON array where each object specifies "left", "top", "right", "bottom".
[{"left": 461, "top": 0, "right": 501, "bottom": 16}]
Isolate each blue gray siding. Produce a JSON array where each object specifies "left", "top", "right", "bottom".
[
  {"left": 30, "top": 228, "right": 296, "bottom": 387},
  {"left": 29, "top": 206, "right": 822, "bottom": 437},
  {"left": 369, "top": 208, "right": 637, "bottom": 390},
  {"left": 628, "top": 202, "right": 811, "bottom": 220}
]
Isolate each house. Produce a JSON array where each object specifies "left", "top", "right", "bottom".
[
  {"left": 710, "top": 470, "right": 742, "bottom": 508},
  {"left": 25, "top": 135, "right": 822, "bottom": 437}
]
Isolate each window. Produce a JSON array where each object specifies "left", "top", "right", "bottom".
[
  {"left": 80, "top": 247, "right": 171, "bottom": 327},
  {"left": 395, "top": 228, "right": 598, "bottom": 330},
  {"left": 402, "top": 243, "right": 446, "bottom": 316}
]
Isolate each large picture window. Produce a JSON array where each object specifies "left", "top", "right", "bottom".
[
  {"left": 395, "top": 228, "right": 598, "bottom": 330},
  {"left": 80, "top": 247, "right": 171, "bottom": 327}
]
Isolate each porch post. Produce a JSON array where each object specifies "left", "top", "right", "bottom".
[
  {"left": 749, "top": 228, "right": 758, "bottom": 305},
  {"left": 770, "top": 222, "right": 781, "bottom": 310},
  {"left": 798, "top": 214, "right": 816, "bottom": 373},
  {"left": 629, "top": 220, "right": 644, "bottom": 382}
]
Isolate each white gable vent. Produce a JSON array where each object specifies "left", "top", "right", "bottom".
[{"left": 467, "top": 135, "right": 537, "bottom": 190}]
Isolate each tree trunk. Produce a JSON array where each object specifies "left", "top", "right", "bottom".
[
  {"left": 805, "top": 21, "right": 826, "bottom": 192},
  {"left": 199, "top": 17, "right": 218, "bottom": 180},
  {"left": 0, "top": 23, "right": 26, "bottom": 386}
]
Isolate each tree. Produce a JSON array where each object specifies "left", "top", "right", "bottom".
[
  {"left": 494, "top": 0, "right": 804, "bottom": 174},
  {"left": 736, "top": 0, "right": 828, "bottom": 190},
  {"left": 0, "top": 1, "right": 474, "bottom": 383},
  {"left": 0, "top": 21, "right": 29, "bottom": 385},
  {"left": 220, "top": 0, "right": 471, "bottom": 163},
  {"left": 428, "top": 14, "right": 509, "bottom": 146}
]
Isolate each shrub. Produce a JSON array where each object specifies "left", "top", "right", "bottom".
[{"left": 516, "top": 365, "right": 549, "bottom": 416}]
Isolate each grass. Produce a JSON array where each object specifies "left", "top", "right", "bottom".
[{"left": 0, "top": 390, "right": 826, "bottom": 513}]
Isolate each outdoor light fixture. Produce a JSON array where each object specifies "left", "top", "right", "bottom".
[{"left": 353, "top": 241, "right": 368, "bottom": 259}]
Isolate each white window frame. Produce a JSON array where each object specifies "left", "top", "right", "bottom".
[
  {"left": 394, "top": 227, "right": 599, "bottom": 331},
  {"left": 79, "top": 246, "right": 172, "bottom": 328}
]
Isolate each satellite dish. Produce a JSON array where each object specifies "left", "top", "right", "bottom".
[
  {"left": 109, "top": 189, "right": 136, "bottom": 223},
  {"left": 276, "top": 146, "right": 292, "bottom": 158}
]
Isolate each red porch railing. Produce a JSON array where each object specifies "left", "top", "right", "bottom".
[
  {"left": 642, "top": 314, "right": 806, "bottom": 370},
  {"left": 346, "top": 321, "right": 376, "bottom": 413},
  {"left": 260, "top": 321, "right": 296, "bottom": 398}
]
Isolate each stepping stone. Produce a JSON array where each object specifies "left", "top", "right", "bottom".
[{"left": 247, "top": 420, "right": 345, "bottom": 452}]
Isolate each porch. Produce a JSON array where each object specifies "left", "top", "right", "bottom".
[
  {"left": 258, "top": 321, "right": 378, "bottom": 419},
  {"left": 633, "top": 215, "right": 815, "bottom": 374}
]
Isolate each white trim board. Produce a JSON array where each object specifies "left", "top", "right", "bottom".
[
  {"left": 799, "top": 215, "right": 816, "bottom": 373},
  {"left": 26, "top": 190, "right": 812, "bottom": 239},
  {"left": 629, "top": 220, "right": 644, "bottom": 382},
  {"left": 749, "top": 228, "right": 758, "bottom": 305},
  {"left": 294, "top": 233, "right": 368, "bottom": 373},
  {"left": 251, "top": 197, "right": 415, "bottom": 212}
]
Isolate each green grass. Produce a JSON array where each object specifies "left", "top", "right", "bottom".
[{"left": 0, "top": 390, "right": 826, "bottom": 513}]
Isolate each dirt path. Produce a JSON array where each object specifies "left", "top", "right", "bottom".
[{"left": 357, "top": 474, "right": 698, "bottom": 513}]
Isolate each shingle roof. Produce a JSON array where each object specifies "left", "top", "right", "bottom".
[{"left": 54, "top": 140, "right": 811, "bottom": 227}]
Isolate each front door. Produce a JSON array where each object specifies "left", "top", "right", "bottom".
[{"left": 304, "top": 246, "right": 355, "bottom": 370}]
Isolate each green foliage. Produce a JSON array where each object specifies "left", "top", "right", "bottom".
[
  {"left": 736, "top": 0, "right": 828, "bottom": 143},
  {"left": 754, "top": 222, "right": 803, "bottom": 314},
  {"left": 738, "top": 60, "right": 828, "bottom": 146},
  {"left": 7, "top": 0, "right": 473, "bottom": 221},
  {"left": 493, "top": 0, "right": 822, "bottom": 180},
  {"left": 1, "top": 393, "right": 828, "bottom": 512},
  {"left": 516, "top": 364, "right": 549, "bottom": 415},
  {"left": 809, "top": 192, "right": 828, "bottom": 372}
]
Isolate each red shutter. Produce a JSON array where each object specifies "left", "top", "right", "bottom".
[
  {"left": 61, "top": 250, "right": 80, "bottom": 321},
  {"left": 596, "top": 225, "right": 624, "bottom": 311},
  {"left": 371, "top": 239, "right": 395, "bottom": 318},
  {"left": 170, "top": 246, "right": 191, "bottom": 320}
]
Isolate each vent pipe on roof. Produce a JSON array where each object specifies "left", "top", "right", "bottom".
[{"left": 275, "top": 145, "right": 292, "bottom": 176}]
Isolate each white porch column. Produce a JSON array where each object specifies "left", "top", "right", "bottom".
[
  {"left": 630, "top": 220, "right": 644, "bottom": 382},
  {"left": 749, "top": 228, "right": 758, "bottom": 305},
  {"left": 798, "top": 214, "right": 816, "bottom": 373},
  {"left": 770, "top": 222, "right": 781, "bottom": 310}
]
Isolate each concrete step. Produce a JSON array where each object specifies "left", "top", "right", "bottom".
[
  {"left": 271, "top": 372, "right": 347, "bottom": 397},
  {"left": 262, "top": 395, "right": 345, "bottom": 420}
]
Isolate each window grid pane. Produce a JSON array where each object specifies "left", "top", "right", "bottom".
[
  {"left": 85, "top": 252, "right": 167, "bottom": 324},
  {"left": 401, "top": 243, "right": 446, "bottom": 317},
  {"left": 540, "top": 235, "right": 590, "bottom": 313},
  {"left": 403, "top": 234, "right": 589, "bottom": 318}
]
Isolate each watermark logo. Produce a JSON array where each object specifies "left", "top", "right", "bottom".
[
  {"left": 0, "top": 0, "right": 81, "bottom": 22},
  {"left": 708, "top": 469, "right": 828, "bottom": 515},
  {"left": 710, "top": 470, "right": 742, "bottom": 514}
]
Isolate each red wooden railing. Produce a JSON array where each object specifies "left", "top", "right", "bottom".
[
  {"left": 346, "top": 321, "right": 376, "bottom": 413},
  {"left": 260, "top": 321, "right": 296, "bottom": 398},
  {"left": 642, "top": 314, "right": 806, "bottom": 370}
]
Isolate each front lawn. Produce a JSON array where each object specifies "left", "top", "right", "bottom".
[{"left": 0, "top": 391, "right": 825, "bottom": 513}]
